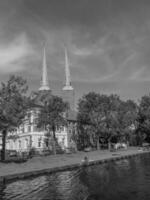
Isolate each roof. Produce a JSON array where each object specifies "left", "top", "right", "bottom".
[
  {"left": 30, "top": 90, "right": 78, "bottom": 121},
  {"left": 30, "top": 90, "right": 52, "bottom": 107},
  {"left": 66, "top": 109, "right": 77, "bottom": 121}
]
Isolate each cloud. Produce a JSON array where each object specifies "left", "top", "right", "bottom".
[
  {"left": 1, "top": 0, "right": 150, "bottom": 102},
  {"left": 0, "top": 33, "right": 35, "bottom": 73},
  {"left": 70, "top": 29, "right": 150, "bottom": 83},
  {"left": 73, "top": 47, "right": 93, "bottom": 56},
  {"left": 129, "top": 66, "right": 146, "bottom": 81},
  {"left": 71, "top": 44, "right": 105, "bottom": 57}
]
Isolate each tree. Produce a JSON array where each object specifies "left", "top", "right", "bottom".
[
  {"left": 0, "top": 75, "right": 29, "bottom": 161},
  {"left": 77, "top": 92, "right": 119, "bottom": 150},
  {"left": 37, "top": 95, "right": 69, "bottom": 154},
  {"left": 136, "top": 94, "right": 150, "bottom": 145},
  {"left": 77, "top": 92, "right": 138, "bottom": 150},
  {"left": 113, "top": 99, "right": 138, "bottom": 144}
]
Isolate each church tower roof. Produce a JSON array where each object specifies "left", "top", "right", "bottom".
[
  {"left": 39, "top": 46, "right": 51, "bottom": 91},
  {"left": 62, "top": 47, "right": 74, "bottom": 91}
]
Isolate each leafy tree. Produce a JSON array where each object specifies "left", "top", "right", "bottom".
[
  {"left": 0, "top": 75, "right": 29, "bottom": 160},
  {"left": 77, "top": 92, "right": 119, "bottom": 150},
  {"left": 77, "top": 92, "right": 101, "bottom": 149},
  {"left": 136, "top": 94, "right": 150, "bottom": 145},
  {"left": 100, "top": 98, "right": 138, "bottom": 146},
  {"left": 113, "top": 99, "right": 138, "bottom": 144},
  {"left": 77, "top": 92, "right": 138, "bottom": 150},
  {"left": 37, "top": 95, "right": 68, "bottom": 154}
]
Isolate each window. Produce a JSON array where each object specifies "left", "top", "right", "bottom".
[
  {"left": 33, "top": 118, "right": 38, "bottom": 124},
  {"left": 28, "top": 125, "right": 31, "bottom": 132},
  {"left": 60, "top": 126, "right": 65, "bottom": 132},
  {"left": 62, "top": 137, "right": 65, "bottom": 145},
  {"left": 38, "top": 138, "right": 41, "bottom": 147},
  {"left": 25, "top": 139, "right": 28, "bottom": 149},
  {"left": 33, "top": 125, "right": 37, "bottom": 132},
  {"left": 56, "top": 126, "right": 61, "bottom": 132},
  {"left": 19, "top": 140, "right": 21, "bottom": 149},
  {"left": 45, "top": 139, "right": 49, "bottom": 147},
  {"left": 20, "top": 125, "right": 24, "bottom": 133},
  {"left": 27, "top": 112, "right": 31, "bottom": 123}
]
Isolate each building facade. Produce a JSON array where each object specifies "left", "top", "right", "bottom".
[{"left": 5, "top": 47, "right": 77, "bottom": 153}]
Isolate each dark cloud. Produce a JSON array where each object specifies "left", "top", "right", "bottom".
[{"left": 0, "top": 0, "right": 150, "bottom": 102}]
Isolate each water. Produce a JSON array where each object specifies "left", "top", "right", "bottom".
[{"left": 0, "top": 153, "right": 150, "bottom": 200}]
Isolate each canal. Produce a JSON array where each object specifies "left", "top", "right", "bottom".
[{"left": 0, "top": 153, "right": 150, "bottom": 200}]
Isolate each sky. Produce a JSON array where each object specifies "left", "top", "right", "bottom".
[{"left": 1, "top": 0, "right": 150, "bottom": 104}]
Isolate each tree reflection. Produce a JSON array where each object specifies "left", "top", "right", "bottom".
[{"left": 79, "top": 164, "right": 110, "bottom": 199}]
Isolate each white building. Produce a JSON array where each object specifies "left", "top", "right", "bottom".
[{"left": 6, "top": 46, "right": 77, "bottom": 154}]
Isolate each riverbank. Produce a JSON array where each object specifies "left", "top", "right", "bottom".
[{"left": 0, "top": 147, "right": 149, "bottom": 182}]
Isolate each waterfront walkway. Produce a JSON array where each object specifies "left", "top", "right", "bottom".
[{"left": 0, "top": 147, "right": 149, "bottom": 181}]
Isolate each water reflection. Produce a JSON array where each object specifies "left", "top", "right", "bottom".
[{"left": 0, "top": 154, "right": 150, "bottom": 200}]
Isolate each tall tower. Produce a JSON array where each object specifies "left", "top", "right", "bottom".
[
  {"left": 63, "top": 47, "right": 73, "bottom": 91},
  {"left": 39, "top": 46, "right": 50, "bottom": 91},
  {"left": 62, "top": 48, "right": 75, "bottom": 110}
]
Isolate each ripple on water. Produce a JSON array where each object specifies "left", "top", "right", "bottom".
[{"left": 1, "top": 154, "right": 150, "bottom": 200}]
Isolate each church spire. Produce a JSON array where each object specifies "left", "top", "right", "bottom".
[
  {"left": 63, "top": 47, "right": 73, "bottom": 91},
  {"left": 39, "top": 45, "right": 50, "bottom": 91}
]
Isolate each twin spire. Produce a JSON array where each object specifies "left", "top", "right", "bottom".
[
  {"left": 62, "top": 47, "right": 74, "bottom": 91},
  {"left": 39, "top": 45, "right": 73, "bottom": 91},
  {"left": 39, "top": 46, "right": 50, "bottom": 91}
]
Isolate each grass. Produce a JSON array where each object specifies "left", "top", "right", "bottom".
[{"left": 0, "top": 147, "right": 146, "bottom": 178}]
